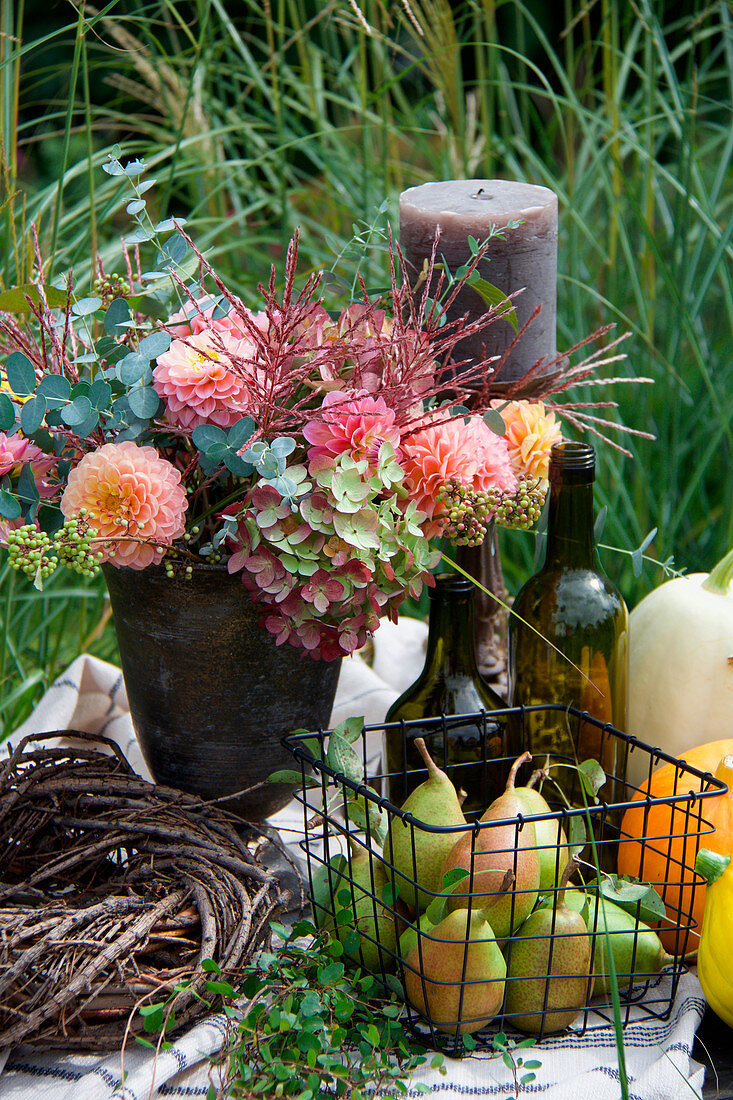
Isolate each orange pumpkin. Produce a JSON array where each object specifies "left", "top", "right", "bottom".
[{"left": 617, "top": 740, "right": 733, "bottom": 955}]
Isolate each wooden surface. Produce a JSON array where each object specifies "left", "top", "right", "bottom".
[{"left": 696, "top": 1009, "right": 733, "bottom": 1098}]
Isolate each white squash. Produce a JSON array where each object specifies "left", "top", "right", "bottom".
[{"left": 626, "top": 547, "right": 733, "bottom": 789}]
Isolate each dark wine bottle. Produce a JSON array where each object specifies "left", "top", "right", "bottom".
[
  {"left": 384, "top": 573, "right": 506, "bottom": 813},
  {"left": 507, "top": 441, "right": 628, "bottom": 804}
]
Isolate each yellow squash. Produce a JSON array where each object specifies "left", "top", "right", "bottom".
[{"left": 695, "top": 848, "right": 733, "bottom": 1027}]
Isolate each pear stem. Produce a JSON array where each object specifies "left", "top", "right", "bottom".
[
  {"left": 556, "top": 855, "right": 579, "bottom": 907},
  {"left": 526, "top": 766, "right": 549, "bottom": 791},
  {"left": 476, "top": 869, "right": 515, "bottom": 924},
  {"left": 413, "top": 737, "right": 441, "bottom": 779},
  {"left": 506, "top": 751, "right": 532, "bottom": 791}
]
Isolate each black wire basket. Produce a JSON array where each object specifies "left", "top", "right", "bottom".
[{"left": 283, "top": 706, "right": 726, "bottom": 1055}]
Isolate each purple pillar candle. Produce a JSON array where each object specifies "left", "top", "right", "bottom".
[{"left": 399, "top": 179, "right": 558, "bottom": 384}]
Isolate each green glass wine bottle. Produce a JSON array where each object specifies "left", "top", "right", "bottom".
[
  {"left": 507, "top": 441, "right": 628, "bottom": 804},
  {"left": 384, "top": 573, "right": 506, "bottom": 813}
]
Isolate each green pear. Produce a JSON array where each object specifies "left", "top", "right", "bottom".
[
  {"left": 504, "top": 858, "right": 592, "bottom": 1035},
  {"left": 387, "top": 737, "right": 467, "bottom": 912},
  {"left": 541, "top": 889, "right": 673, "bottom": 996},
  {"left": 514, "top": 764, "right": 571, "bottom": 892},
  {"left": 404, "top": 901, "right": 507, "bottom": 1035},
  {"left": 442, "top": 752, "right": 541, "bottom": 938},
  {"left": 312, "top": 839, "right": 398, "bottom": 971}
]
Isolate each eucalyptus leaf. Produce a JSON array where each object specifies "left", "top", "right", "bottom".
[
  {"left": 0, "top": 490, "right": 21, "bottom": 519},
  {"left": 192, "top": 424, "right": 227, "bottom": 451},
  {"left": 0, "top": 394, "right": 16, "bottom": 431},
  {"left": 60, "top": 396, "right": 93, "bottom": 427},
  {"left": 6, "top": 352, "right": 37, "bottom": 396},
  {"left": 20, "top": 395, "right": 47, "bottom": 435},
  {"left": 482, "top": 408, "right": 507, "bottom": 436},
  {"left": 17, "top": 462, "right": 39, "bottom": 504},
  {"left": 128, "top": 386, "right": 161, "bottom": 419},
  {"left": 138, "top": 330, "right": 171, "bottom": 359},
  {"left": 118, "top": 352, "right": 152, "bottom": 386},
  {"left": 88, "top": 379, "right": 112, "bottom": 410},
  {"left": 71, "top": 296, "right": 103, "bottom": 317},
  {"left": 223, "top": 451, "right": 253, "bottom": 477}
]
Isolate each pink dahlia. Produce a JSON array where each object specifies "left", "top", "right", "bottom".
[
  {"left": 496, "top": 400, "right": 562, "bottom": 481},
  {"left": 0, "top": 432, "right": 43, "bottom": 477},
  {"left": 167, "top": 296, "right": 269, "bottom": 341},
  {"left": 303, "top": 390, "right": 401, "bottom": 472},
  {"left": 402, "top": 413, "right": 517, "bottom": 536},
  {"left": 153, "top": 329, "right": 255, "bottom": 430},
  {"left": 60, "top": 441, "right": 187, "bottom": 570}
]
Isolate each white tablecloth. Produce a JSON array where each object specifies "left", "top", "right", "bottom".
[{"left": 0, "top": 617, "right": 707, "bottom": 1099}]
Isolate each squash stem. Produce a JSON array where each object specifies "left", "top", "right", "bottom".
[
  {"left": 702, "top": 546, "right": 733, "bottom": 595},
  {"left": 694, "top": 848, "right": 731, "bottom": 886}
]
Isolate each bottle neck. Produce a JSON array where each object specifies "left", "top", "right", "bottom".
[
  {"left": 423, "top": 577, "right": 480, "bottom": 678},
  {"left": 544, "top": 478, "right": 596, "bottom": 570}
]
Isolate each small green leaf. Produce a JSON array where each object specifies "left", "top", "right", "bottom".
[
  {"left": 326, "top": 730, "right": 363, "bottom": 782},
  {"left": 267, "top": 769, "right": 320, "bottom": 788},
  {"left": 0, "top": 284, "right": 67, "bottom": 313},
  {"left": 577, "top": 758, "right": 606, "bottom": 799},
  {"left": 201, "top": 958, "right": 221, "bottom": 974},
  {"left": 467, "top": 277, "right": 518, "bottom": 332}
]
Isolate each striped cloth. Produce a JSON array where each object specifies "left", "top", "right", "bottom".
[{"left": 0, "top": 617, "right": 707, "bottom": 1099}]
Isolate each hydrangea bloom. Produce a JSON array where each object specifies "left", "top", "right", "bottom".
[
  {"left": 153, "top": 329, "right": 255, "bottom": 429},
  {"left": 401, "top": 413, "right": 517, "bottom": 537},
  {"left": 303, "top": 390, "right": 401, "bottom": 473},
  {"left": 60, "top": 441, "right": 187, "bottom": 569},
  {"left": 497, "top": 400, "right": 562, "bottom": 481}
]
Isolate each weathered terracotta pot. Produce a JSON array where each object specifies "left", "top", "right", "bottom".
[{"left": 102, "top": 562, "right": 341, "bottom": 820}]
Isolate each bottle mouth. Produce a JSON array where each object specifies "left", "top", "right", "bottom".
[
  {"left": 549, "top": 441, "right": 595, "bottom": 480},
  {"left": 430, "top": 572, "right": 475, "bottom": 596}
]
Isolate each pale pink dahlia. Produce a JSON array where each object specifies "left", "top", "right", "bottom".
[
  {"left": 167, "top": 296, "right": 269, "bottom": 341},
  {"left": 60, "top": 441, "right": 187, "bottom": 569},
  {"left": 153, "top": 329, "right": 256, "bottom": 430},
  {"left": 402, "top": 413, "right": 517, "bottom": 536},
  {"left": 303, "top": 390, "right": 401, "bottom": 472},
  {"left": 496, "top": 400, "right": 562, "bottom": 481}
]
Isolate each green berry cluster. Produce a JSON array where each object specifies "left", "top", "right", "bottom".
[
  {"left": 91, "top": 272, "right": 132, "bottom": 308},
  {"left": 54, "top": 513, "right": 104, "bottom": 577},
  {"left": 6, "top": 526, "right": 58, "bottom": 582},
  {"left": 437, "top": 479, "right": 494, "bottom": 545},
  {"left": 5, "top": 512, "right": 103, "bottom": 583},
  {"left": 489, "top": 475, "right": 547, "bottom": 530}
]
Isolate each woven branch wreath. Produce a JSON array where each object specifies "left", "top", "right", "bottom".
[{"left": 0, "top": 731, "right": 290, "bottom": 1050}]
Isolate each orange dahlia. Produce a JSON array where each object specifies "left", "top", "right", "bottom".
[
  {"left": 497, "top": 400, "right": 562, "bottom": 481},
  {"left": 60, "top": 441, "right": 187, "bottom": 569}
]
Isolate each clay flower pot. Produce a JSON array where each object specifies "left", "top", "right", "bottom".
[{"left": 102, "top": 562, "right": 341, "bottom": 820}]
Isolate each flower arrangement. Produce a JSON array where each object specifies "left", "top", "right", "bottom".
[{"left": 0, "top": 153, "right": 630, "bottom": 661}]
